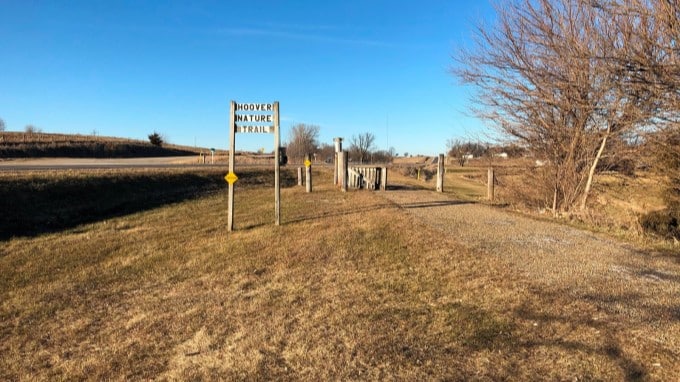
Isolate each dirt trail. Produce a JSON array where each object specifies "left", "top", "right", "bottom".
[
  {"left": 381, "top": 188, "right": 680, "bottom": 353},
  {"left": 381, "top": 189, "right": 671, "bottom": 285}
]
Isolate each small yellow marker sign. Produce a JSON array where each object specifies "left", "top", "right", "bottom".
[
  {"left": 304, "top": 159, "right": 312, "bottom": 168},
  {"left": 225, "top": 172, "right": 238, "bottom": 184}
]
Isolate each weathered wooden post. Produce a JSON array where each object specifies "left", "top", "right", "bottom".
[
  {"left": 339, "top": 151, "right": 348, "bottom": 192},
  {"left": 305, "top": 154, "right": 313, "bottom": 193},
  {"left": 487, "top": 167, "right": 495, "bottom": 201},
  {"left": 297, "top": 167, "right": 303, "bottom": 186},
  {"left": 380, "top": 167, "right": 387, "bottom": 191},
  {"left": 436, "top": 154, "right": 444, "bottom": 192},
  {"left": 333, "top": 137, "right": 343, "bottom": 185}
]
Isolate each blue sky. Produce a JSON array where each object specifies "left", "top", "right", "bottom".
[{"left": 0, "top": 1, "right": 494, "bottom": 155}]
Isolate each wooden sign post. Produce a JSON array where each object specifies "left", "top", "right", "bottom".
[{"left": 227, "top": 101, "right": 280, "bottom": 231}]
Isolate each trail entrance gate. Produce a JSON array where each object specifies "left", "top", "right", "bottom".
[{"left": 227, "top": 101, "right": 280, "bottom": 231}]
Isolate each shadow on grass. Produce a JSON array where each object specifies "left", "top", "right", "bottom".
[
  {"left": 273, "top": 202, "right": 396, "bottom": 228},
  {"left": 399, "top": 200, "right": 475, "bottom": 209},
  {"left": 386, "top": 183, "right": 430, "bottom": 191},
  {"left": 0, "top": 168, "right": 296, "bottom": 241},
  {"left": 513, "top": 288, "right": 665, "bottom": 382},
  {"left": 359, "top": 302, "right": 517, "bottom": 362}
]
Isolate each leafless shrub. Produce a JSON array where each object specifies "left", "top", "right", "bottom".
[
  {"left": 24, "top": 125, "right": 41, "bottom": 134},
  {"left": 349, "top": 132, "right": 376, "bottom": 164},
  {"left": 286, "top": 123, "right": 319, "bottom": 163},
  {"left": 453, "top": 0, "right": 670, "bottom": 214}
]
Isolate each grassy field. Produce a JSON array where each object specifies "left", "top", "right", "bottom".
[
  {"left": 0, "top": 131, "right": 207, "bottom": 158},
  {"left": 0, "top": 168, "right": 296, "bottom": 240},
  {"left": 1, "top": 167, "right": 678, "bottom": 380}
]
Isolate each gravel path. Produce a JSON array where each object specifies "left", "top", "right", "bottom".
[{"left": 381, "top": 188, "right": 680, "bottom": 326}]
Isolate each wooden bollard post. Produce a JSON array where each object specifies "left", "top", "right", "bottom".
[
  {"left": 297, "top": 167, "right": 303, "bottom": 186},
  {"left": 339, "top": 151, "right": 348, "bottom": 192},
  {"left": 333, "top": 152, "right": 338, "bottom": 185},
  {"left": 380, "top": 167, "right": 387, "bottom": 191},
  {"left": 488, "top": 167, "right": 495, "bottom": 201},
  {"left": 436, "top": 154, "right": 444, "bottom": 192},
  {"left": 333, "top": 137, "right": 343, "bottom": 186},
  {"left": 305, "top": 154, "right": 312, "bottom": 193}
]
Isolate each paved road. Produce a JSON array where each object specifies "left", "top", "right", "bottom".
[{"left": 0, "top": 157, "right": 333, "bottom": 171}]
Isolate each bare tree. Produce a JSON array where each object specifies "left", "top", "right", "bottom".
[
  {"left": 607, "top": 0, "right": 680, "bottom": 213},
  {"left": 454, "top": 0, "right": 652, "bottom": 213},
  {"left": 446, "top": 139, "right": 488, "bottom": 166},
  {"left": 349, "top": 132, "right": 376, "bottom": 164},
  {"left": 316, "top": 143, "right": 335, "bottom": 163},
  {"left": 0, "top": 118, "right": 5, "bottom": 132},
  {"left": 286, "top": 123, "right": 319, "bottom": 163},
  {"left": 24, "top": 125, "right": 41, "bottom": 134},
  {"left": 446, "top": 139, "right": 467, "bottom": 167}
]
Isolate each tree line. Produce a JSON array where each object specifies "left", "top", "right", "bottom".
[
  {"left": 454, "top": 0, "right": 679, "bottom": 221},
  {"left": 0, "top": 119, "right": 43, "bottom": 134},
  {"left": 445, "top": 139, "right": 530, "bottom": 166},
  {"left": 285, "top": 123, "right": 395, "bottom": 164}
]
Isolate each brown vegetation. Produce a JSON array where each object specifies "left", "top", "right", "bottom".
[
  {"left": 1, "top": 168, "right": 678, "bottom": 380},
  {"left": 454, "top": 0, "right": 679, "bottom": 216},
  {"left": 0, "top": 168, "right": 295, "bottom": 240},
  {"left": 286, "top": 124, "right": 320, "bottom": 164},
  {"left": 0, "top": 132, "right": 201, "bottom": 158}
]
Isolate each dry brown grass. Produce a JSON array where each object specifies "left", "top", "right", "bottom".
[
  {"left": 392, "top": 156, "right": 431, "bottom": 165},
  {"left": 478, "top": 158, "right": 678, "bottom": 249},
  {"left": 0, "top": 131, "right": 204, "bottom": 158},
  {"left": 1, "top": 168, "right": 679, "bottom": 380},
  {"left": 0, "top": 167, "right": 295, "bottom": 239}
]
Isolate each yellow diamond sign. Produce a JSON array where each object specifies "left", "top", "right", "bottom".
[
  {"left": 225, "top": 172, "right": 238, "bottom": 184},
  {"left": 304, "top": 159, "right": 312, "bottom": 168}
]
